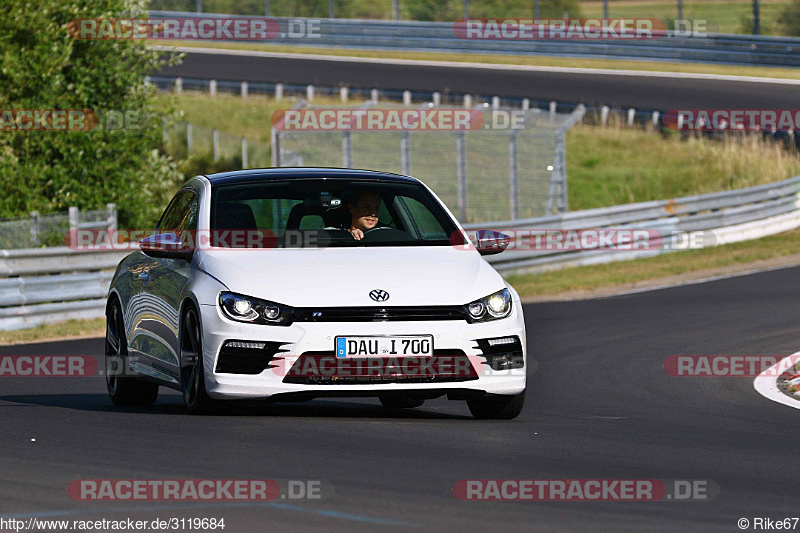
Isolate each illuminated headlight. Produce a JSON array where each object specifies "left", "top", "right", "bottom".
[
  {"left": 219, "top": 292, "right": 293, "bottom": 326},
  {"left": 466, "top": 289, "right": 512, "bottom": 322}
]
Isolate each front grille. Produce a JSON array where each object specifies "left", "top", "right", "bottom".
[
  {"left": 283, "top": 350, "right": 478, "bottom": 385},
  {"left": 215, "top": 340, "right": 289, "bottom": 374},
  {"left": 475, "top": 336, "right": 524, "bottom": 370},
  {"left": 291, "top": 306, "right": 466, "bottom": 323}
]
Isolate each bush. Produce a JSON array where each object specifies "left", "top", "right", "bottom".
[
  {"left": 0, "top": 0, "right": 185, "bottom": 230},
  {"left": 778, "top": 0, "right": 800, "bottom": 36}
]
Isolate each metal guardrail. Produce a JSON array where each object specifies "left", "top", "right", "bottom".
[
  {"left": 1, "top": 175, "right": 799, "bottom": 329},
  {"left": 465, "top": 175, "right": 800, "bottom": 273},
  {"left": 151, "top": 11, "right": 800, "bottom": 67}
]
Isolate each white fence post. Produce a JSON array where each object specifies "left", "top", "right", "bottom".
[
  {"left": 340, "top": 86, "right": 349, "bottom": 102},
  {"left": 186, "top": 122, "right": 193, "bottom": 153},
  {"left": 549, "top": 101, "right": 557, "bottom": 122},
  {"left": 456, "top": 132, "right": 467, "bottom": 221},
  {"left": 432, "top": 92, "right": 441, "bottom": 106},
  {"left": 306, "top": 84, "right": 315, "bottom": 102},
  {"left": 401, "top": 131, "right": 410, "bottom": 175},
  {"left": 463, "top": 94, "right": 472, "bottom": 108},
  {"left": 370, "top": 88, "right": 379, "bottom": 103},
  {"left": 175, "top": 77, "right": 183, "bottom": 94},
  {"left": 651, "top": 110, "right": 660, "bottom": 129},
  {"left": 241, "top": 81, "right": 248, "bottom": 99},
  {"left": 106, "top": 204, "right": 117, "bottom": 232},
  {"left": 209, "top": 79, "right": 217, "bottom": 97},
  {"left": 522, "top": 98, "right": 530, "bottom": 110},
  {"left": 403, "top": 90, "right": 411, "bottom": 105},
  {"left": 275, "top": 83, "right": 284, "bottom": 101},
  {"left": 491, "top": 96, "right": 500, "bottom": 110},
  {"left": 29, "top": 211, "right": 40, "bottom": 247},
  {"left": 68, "top": 207, "right": 79, "bottom": 236},
  {"left": 212, "top": 129, "right": 220, "bottom": 162},
  {"left": 628, "top": 108, "right": 636, "bottom": 126},
  {"left": 601, "top": 106, "right": 610, "bottom": 126},
  {"left": 241, "top": 137, "right": 248, "bottom": 168}
]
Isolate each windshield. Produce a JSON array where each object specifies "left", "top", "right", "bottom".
[{"left": 210, "top": 178, "right": 466, "bottom": 248}]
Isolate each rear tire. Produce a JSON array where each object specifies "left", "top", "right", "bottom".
[
  {"left": 379, "top": 396, "right": 425, "bottom": 409},
  {"left": 180, "top": 306, "right": 218, "bottom": 415},
  {"left": 105, "top": 300, "right": 159, "bottom": 407},
  {"left": 467, "top": 390, "right": 525, "bottom": 420}
]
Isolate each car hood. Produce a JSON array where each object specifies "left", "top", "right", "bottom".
[{"left": 195, "top": 246, "right": 504, "bottom": 307}]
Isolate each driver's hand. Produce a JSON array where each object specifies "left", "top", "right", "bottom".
[{"left": 349, "top": 228, "right": 364, "bottom": 240}]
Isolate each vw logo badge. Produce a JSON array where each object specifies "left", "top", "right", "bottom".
[{"left": 369, "top": 289, "right": 390, "bottom": 302}]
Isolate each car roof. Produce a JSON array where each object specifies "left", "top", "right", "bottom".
[{"left": 204, "top": 167, "right": 420, "bottom": 187}]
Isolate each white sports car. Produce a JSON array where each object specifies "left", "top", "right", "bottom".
[{"left": 105, "top": 168, "right": 527, "bottom": 418}]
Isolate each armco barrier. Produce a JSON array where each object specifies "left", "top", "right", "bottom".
[
  {"left": 1, "top": 175, "right": 800, "bottom": 330},
  {"left": 150, "top": 12, "right": 800, "bottom": 67}
]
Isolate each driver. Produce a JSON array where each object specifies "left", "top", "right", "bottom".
[{"left": 347, "top": 189, "right": 381, "bottom": 240}]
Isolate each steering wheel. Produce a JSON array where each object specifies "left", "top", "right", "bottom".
[{"left": 363, "top": 226, "right": 393, "bottom": 234}]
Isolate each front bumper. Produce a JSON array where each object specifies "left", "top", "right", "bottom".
[{"left": 198, "top": 301, "right": 527, "bottom": 400}]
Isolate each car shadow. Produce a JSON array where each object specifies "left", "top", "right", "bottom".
[{"left": 0, "top": 394, "right": 473, "bottom": 420}]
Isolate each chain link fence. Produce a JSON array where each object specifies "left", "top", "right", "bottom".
[
  {"left": 0, "top": 205, "right": 117, "bottom": 249},
  {"left": 163, "top": 120, "right": 271, "bottom": 169},
  {"left": 271, "top": 101, "right": 585, "bottom": 223}
]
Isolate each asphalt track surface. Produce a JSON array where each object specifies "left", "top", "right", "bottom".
[
  {"left": 2, "top": 266, "right": 800, "bottom": 531},
  {"left": 162, "top": 50, "right": 800, "bottom": 110}
]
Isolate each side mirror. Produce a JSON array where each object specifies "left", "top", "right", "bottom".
[
  {"left": 475, "top": 230, "right": 510, "bottom": 256},
  {"left": 139, "top": 232, "right": 193, "bottom": 261}
]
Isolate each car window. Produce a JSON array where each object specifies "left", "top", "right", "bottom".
[
  {"left": 210, "top": 178, "right": 462, "bottom": 247},
  {"left": 158, "top": 189, "right": 198, "bottom": 234},
  {"left": 395, "top": 196, "right": 448, "bottom": 240}
]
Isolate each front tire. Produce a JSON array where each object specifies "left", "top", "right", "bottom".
[
  {"left": 180, "top": 306, "right": 217, "bottom": 415},
  {"left": 467, "top": 390, "right": 525, "bottom": 420},
  {"left": 105, "top": 300, "right": 159, "bottom": 407}
]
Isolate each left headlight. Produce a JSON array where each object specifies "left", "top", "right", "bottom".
[
  {"left": 219, "top": 292, "right": 293, "bottom": 326},
  {"left": 465, "top": 288, "right": 512, "bottom": 322}
]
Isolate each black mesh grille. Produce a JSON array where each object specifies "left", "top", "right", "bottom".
[
  {"left": 215, "top": 341, "right": 289, "bottom": 374},
  {"left": 475, "top": 336, "right": 524, "bottom": 370}
]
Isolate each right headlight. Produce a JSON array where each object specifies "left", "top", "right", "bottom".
[
  {"left": 465, "top": 288, "right": 512, "bottom": 322},
  {"left": 218, "top": 292, "right": 293, "bottom": 326}
]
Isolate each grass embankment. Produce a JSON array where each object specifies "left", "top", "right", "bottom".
[
  {"left": 149, "top": 0, "right": 792, "bottom": 35},
  {"left": 0, "top": 318, "right": 105, "bottom": 346}
]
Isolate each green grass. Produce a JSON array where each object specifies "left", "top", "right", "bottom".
[
  {"left": 506, "top": 226, "right": 800, "bottom": 299},
  {"left": 580, "top": 0, "right": 789, "bottom": 35},
  {"left": 154, "top": 40, "right": 800, "bottom": 81},
  {"left": 0, "top": 318, "right": 105, "bottom": 346},
  {"left": 566, "top": 124, "right": 800, "bottom": 209}
]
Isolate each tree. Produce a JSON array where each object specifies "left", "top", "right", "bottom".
[{"left": 0, "top": 0, "right": 183, "bottom": 229}]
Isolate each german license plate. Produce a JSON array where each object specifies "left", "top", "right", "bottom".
[{"left": 335, "top": 335, "right": 434, "bottom": 358}]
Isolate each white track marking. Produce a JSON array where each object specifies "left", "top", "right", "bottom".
[
  {"left": 754, "top": 351, "right": 800, "bottom": 410},
  {"left": 153, "top": 45, "right": 800, "bottom": 86}
]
